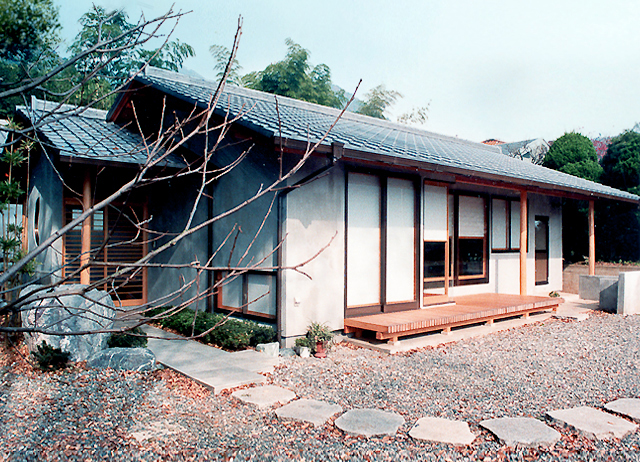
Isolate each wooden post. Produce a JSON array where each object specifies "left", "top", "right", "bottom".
[
  {"left": 519, "top": 190, "right": 528, "bottom": 296},
  {"left": 80, "top": 170, "right": 92, "bottom": 285},
  {"left": 588, "top": 199, "right": 595, "bottom": 276}
]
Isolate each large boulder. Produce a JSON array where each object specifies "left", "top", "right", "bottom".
[
  {"left": 87, "top": 348, "right": 156, "bottom": 372},
  {"left": 20, "top": 284, "right": 117, "bottom": 361}
]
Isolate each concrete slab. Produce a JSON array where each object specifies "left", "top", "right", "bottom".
[
  {"left": 334, "top": 409, "right": 404, "bottom": 437},
  {"left": 231, "top": 385, "right": 296, "bottom": 409},
  {"left": 224, "top": 349, "right": 279, "bottom": 374},
  {"left": 142, "top": 325, "right": 267, "bottom": 394},
  {"left": 480, "top": 417, "right": 561, "bottom": 448},
  {"left": 579, "top": 275, "right": 618, "bottom": 301},
  {"left": 409, "top": 417, "right": 476, "bottom": 445},
  {"left": 605, "top": 399, "right": 640, "bottom": 423},
  {"left": 275, "top": 399, "right": 343, "bottom": 427},
  {"left": 546, "top": 406, "right": 638, "bottom": 439}
]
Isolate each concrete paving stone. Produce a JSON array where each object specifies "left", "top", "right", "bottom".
[
  {"left": 546, "top": 406, "right": 638, "bottom": 440},
  {"left": 231, "top": 385, "right": 296, "bottom": 409},
  {"left": 480, "top": 417, "right": 561, "bottom": 448},
  {"left": 224, "top": 349, "right": 279, "bottom": 374},
  {"left": 275, "top": 399, "right": 343, "bottom": 427},
  {"left": 334, "top": 409, "right": 404, "bottom": 437},
  {"left": 409, "top": 417, "right": 476, "bottom": 445},
  {"left": 605, "top": 399, "right": 640, "bottom": 423},
  {"left": 193, "top": 366, "right": 266, "bottom": 394}
]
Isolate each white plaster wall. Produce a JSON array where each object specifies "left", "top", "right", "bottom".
[
  {"left": 492, "top": 252, "right": 521, "bottom": 294},
  {"left": 281, "top": 168, "right": 345, "bottom": 345},
  {"left": 527, "top": 194, "right": 563, "bottom": 295}
]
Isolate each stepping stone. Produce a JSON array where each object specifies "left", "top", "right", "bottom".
[
  {"left": 480, "top": 417, "right": 561, "bottom": 448},
  {"left": 335, "top": 409, "right": 404, "bottom": 437},
  {"left": 275, "top": 399, "right": 343, "bottom": 427},
  {"left": 231, "top": 385, "right": 296, "bottom": 409},
  {"left": 409, "top": 417, "right": 475, "bottom": 445},
  {"left": 605, "top": 399, "right": 640, "bottom": 423},
  {"left": 546, "top": 406, "right": 638, "bottom": 439}
]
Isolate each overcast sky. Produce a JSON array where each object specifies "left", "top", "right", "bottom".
[{"left": 56, "top": 0, "right": 640, "bottom": 143}]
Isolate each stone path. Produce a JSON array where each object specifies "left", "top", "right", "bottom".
[
  {"left": 409, "top": 417, "right": 476, "bottom": 445},
  {"left": 480, "top": 417, "right": 561, "bottom": 448},
  {"left": 546, "top": 406, "right": 638, "bottom": 440},
  {"left": 143, "top": 325, "right": 278, "bottom": 394},
  {"left": 231, "top": 385, "right": 296, "bottom": 409},
  {"left": 143, "top": 323, "right": 640, "bottom": 447},
  {"left": 334, "top": 409, "right": 404, "bottom": 437},
  {"left": 275, "top": 399, "right": 343, "bottom": 427},
  {"left": 605, "top": 398, "right": 640, "bottom": 423}
]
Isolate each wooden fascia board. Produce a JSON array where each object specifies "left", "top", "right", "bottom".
[{"left": 340, "top": 149, "right": 640, "bottom": 204}]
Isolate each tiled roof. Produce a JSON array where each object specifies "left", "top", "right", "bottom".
[
  {"left": 133, "top": 67, "right": 638, "bottom": 203},
  {"left": 17, "top": 97, "right": 185, "bottom": 169}
]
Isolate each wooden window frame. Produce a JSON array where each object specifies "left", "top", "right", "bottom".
[
  {"left": 451, "top": 192, "right": 490, "bottom": 286},
  {"left": 62, "top": 198, "right": 148, "bottom": 306},
  {"left": 215, "top": 270, "right": 277, "bottom": 320},
  {"left": 345, "top": 168, "right": 420, "bottom": 317},
  {"left": 491, "top": 197, "right": 521, "bottom": 253}
]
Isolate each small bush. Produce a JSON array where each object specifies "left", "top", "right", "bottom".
[
  {"left": 295, "top": 337, "right": 310, "bottom": 349},
  {"left": 107, "top": 327, "right": 148, "bottom": 348},
  {"left": 144, "top": 306, "right": 276, "bottom": 351},
  {"left": 31, "top": 341, "right": 70, "bottom": 370}
]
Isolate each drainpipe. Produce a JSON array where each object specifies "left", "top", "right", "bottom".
[
  {"left": 275, "top": 141, "right": 343, "bottom": 345},
  {"left": 207, "top": 180, "right": 214, "bottom": 312}
]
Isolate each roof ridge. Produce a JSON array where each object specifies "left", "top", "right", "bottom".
[{"left": 141, "top": 66, "right": 501, "bottom": 154}]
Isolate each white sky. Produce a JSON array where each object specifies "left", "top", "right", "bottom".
[{"left": 56, "top": 0, "right": 640, "bottom": 143}]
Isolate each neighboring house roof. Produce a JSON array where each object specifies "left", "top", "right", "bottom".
[
  {"left": 118, "top": 67, "right": 639, "bottom": 203},
  {"left": 17, "top": 97, "right": 185, "bottom": 169},
  {"left": 498, "top": 138, "right": 549, "bottom": 163},
  {"left": 481, "top": 139, "right": 505, "bottom": 145}
]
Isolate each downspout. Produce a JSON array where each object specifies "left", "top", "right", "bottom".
[
  {"left": 207, "top": 180, "right": 214, "bottom": 312},
  {"left": 275, "top": 141, "right": 344, "bottom": 345}
]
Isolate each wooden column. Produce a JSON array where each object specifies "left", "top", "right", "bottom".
[
  {"left": 588, "top": 199, "right": 595, "bottom": 276},
  {"left": 519, "top": 190, "right": 528, "bottom": 295},
  {"left": 80, "top": 170, "right": 92, "bottom": 285}
]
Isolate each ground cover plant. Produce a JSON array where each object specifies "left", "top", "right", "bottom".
[
  {"left": 107, "top": 327, "right": 148, "bottom": 349},
  {"left": 146, "top": 307, "right": 276, "bottom": 350}
]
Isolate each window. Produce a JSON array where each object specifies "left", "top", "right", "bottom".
[
  {"left": 491, "top": 198, "right": 520, "bottom": 252},
  {"left": 216, "top": 271, "right": 276, "bottom": 319},
  {"left": 453, "top": 193, "right": 488, "bottom": 284}
]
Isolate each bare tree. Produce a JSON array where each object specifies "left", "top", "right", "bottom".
[{"left": 0, "top": 10, "right": 355, "bottom": 349}]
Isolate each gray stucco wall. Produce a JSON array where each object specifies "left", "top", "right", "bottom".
[
  {"left": 210, "top": 142, "right": 279, "bottom": 270},
  {"left": 146, "top": 176, "right": 210, "bottom": 307},
  {"left": 27, "top": 152, "right": 63, "bottom": 284}
]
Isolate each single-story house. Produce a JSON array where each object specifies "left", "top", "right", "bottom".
[{"left": 18, "top": 67, "right": 640, "bottom": 345}]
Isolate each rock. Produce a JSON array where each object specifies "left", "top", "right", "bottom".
[
  {"left": 605, "top": 398, "right": 640, "bottom": 423},
  {"left": 480, "top": 417, "right": 561, "bottom": 448},
  {"left": 546, "top": 406, "right": 638, "bottom": 439},
  {"left": 231, "top": 385, "right": 296, "bottom": 409},
  {"left": 20, "top": 284, "right": 116, "bottom": 361},
  {"left": 256, "top": 342, "right": 279, "bottom": 358},
  {"left": 409, "top": 417, "right": 476, "bottom": 445},
  {"left": 279, "top": 348, "right": 296, "bottom": 357},
  {"left": 87, "top": 348, "right": 156, "bottom": 371},
  {"left": 335, "top": 409, "right": 404, "bottom": 437},
  {"left": 275, "top": 399, "right": 343, "bottom": 427}
]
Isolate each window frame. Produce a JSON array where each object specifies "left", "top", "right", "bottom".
[{"left": 491, "top": 197, "right": 521, "bottom": 253}]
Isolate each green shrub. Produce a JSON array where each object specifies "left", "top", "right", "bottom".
[
  {"left": 295, "top": 337, "right": 310, "bottom": 349},
  {"left": 31, "top": 342, "right": 70, "bottom": 370},
  {"left": 144, "top": 306, "right": 276, "bottom": 351},
  {"left": 107, "top": 327, "right": 148, "bottom": 348}
]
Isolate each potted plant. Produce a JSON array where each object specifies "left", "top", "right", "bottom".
[
  {"left": 294, "top": 337, "right": 311, "bottom": 358},
  {"left": 306, "top": 322, "right": 334, "bottom": 358}
]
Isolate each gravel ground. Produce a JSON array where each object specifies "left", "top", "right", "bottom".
[{"left": 2, "top": 311, "right": 640, "bottom": 461}]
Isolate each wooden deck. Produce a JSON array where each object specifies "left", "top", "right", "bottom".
[{"left": 343, "top": 293, "right": 563, "bottom": 343}]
